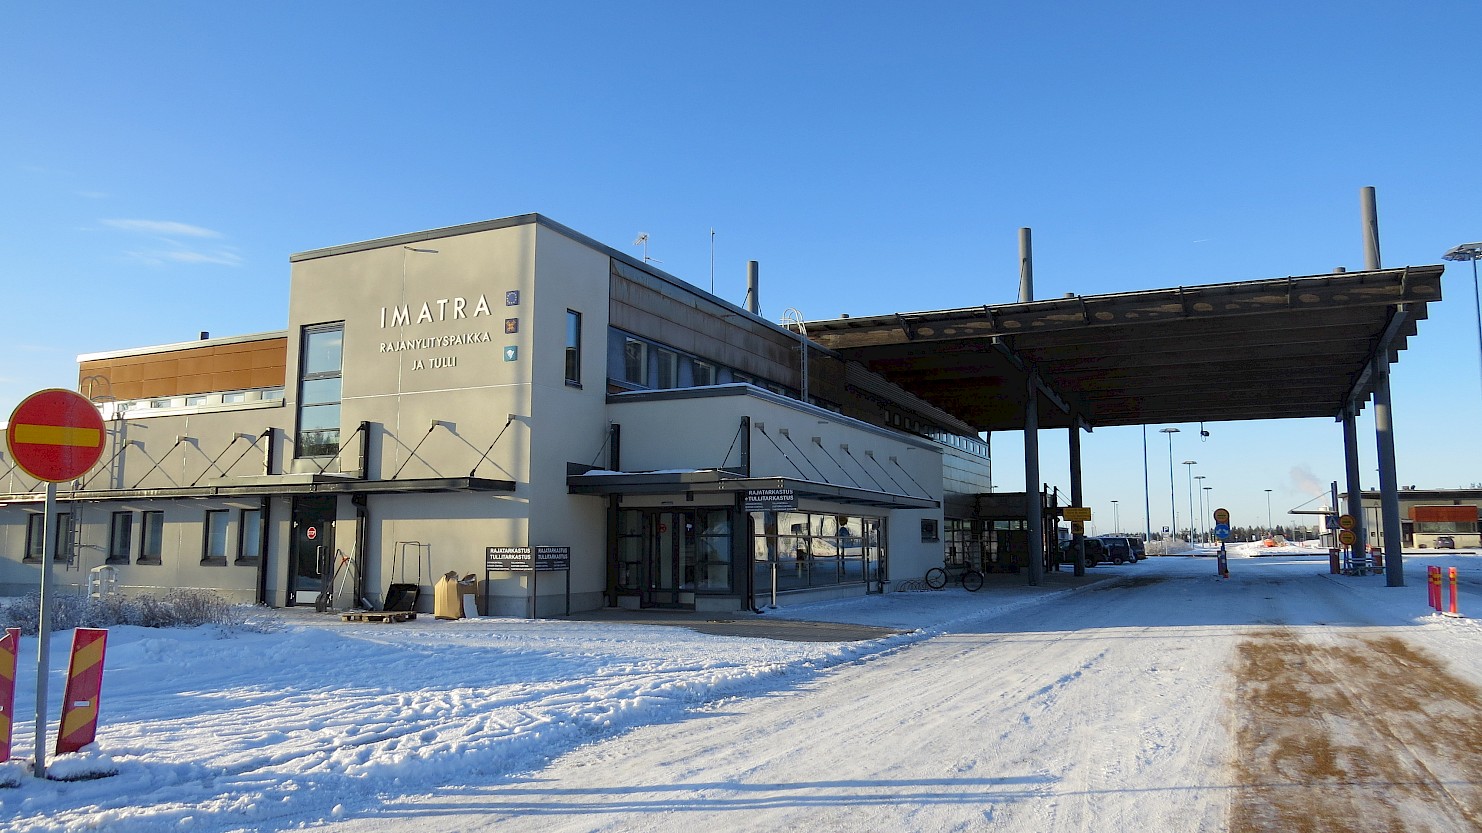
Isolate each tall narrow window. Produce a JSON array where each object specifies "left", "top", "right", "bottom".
[
  {"left": 55, "top": 513, "right": 73, "bottom": 562},
  {"left": 297, "top": 323, "right": 344, "bottom": 457},
  {"left": 238, "top": 508, "right": 264, "bottom": 562},
  {"left": 140, "top": 511, "right": 165, "bottom": 563},
  {"left": 692, "top": 361, "right": 716, "bottom": 387},
  {"left": 623, "top": 337, "right": 648, "bottom": 386},
  {"left": 108, "top": 512, "right": 133, "bottom": 564},
  {"left": 24, "top": 514, "right": 44, "bottom": 560},
  {"left": 203, "top": 510, "right": 230, "bottom": 562},
  {"left": 565, "top": 310, "right": 582, "bottom": 386},
  {"left": 655, "top": 348, "right": 678, "bottom": 389}
]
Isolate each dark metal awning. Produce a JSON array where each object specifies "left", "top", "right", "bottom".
[
  {"left": 807, "top": 266, "right": 1442, "bottom": 431},
  {"left": 568, "top": 469, "right": 939, "bottom": 510},
  {"left": 0, "top": 475, "right": 516, "bottom": 505}
]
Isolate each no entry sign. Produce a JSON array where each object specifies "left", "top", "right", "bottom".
[{"left": 5, "top": 389, "right": 106, "bottom": 483}]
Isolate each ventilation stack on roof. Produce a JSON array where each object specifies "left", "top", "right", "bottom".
[
  {"left": 1018, "top": 227, "right": 1033, "bottom": 303},
  {"left": 745, "top": 261, "right": 760, "bottom": 315}
]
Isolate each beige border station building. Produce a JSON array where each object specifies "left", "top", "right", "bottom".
[{"left": 0, "top": 215, "right": 989, "bottom": 615}]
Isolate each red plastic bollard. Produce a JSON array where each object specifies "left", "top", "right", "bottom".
[
  {"left": 55, "top": 628, "right": 108, "bottom": 755},
  {"left": 0, "top": 627, "right": 18, "bottom": 762},
  {"left": 1428, "top": 566, "right": 1442, "bottom": 611}
]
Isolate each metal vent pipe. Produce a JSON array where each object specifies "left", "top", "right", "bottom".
[
  {"left": 1018, "top": 228, "right": 1033, "bottom": 303},
  {"left": 745, "top": 261, "right": 760, "bottom": 315}
]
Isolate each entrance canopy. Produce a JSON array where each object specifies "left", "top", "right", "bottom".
[{"left": 806, "top": 266, "right": 1443, "bottom": 431}]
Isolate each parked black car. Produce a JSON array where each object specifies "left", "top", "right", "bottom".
[
  {"left": 1076, "top": 537, "right": 1107, "bottom": 567},
  {"left": 1096, "top": 536, "right": 1135, "bottom": 564}
]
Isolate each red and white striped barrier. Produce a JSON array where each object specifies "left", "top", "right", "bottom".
[
  {"left": 0, "top": 628, "right": 18, "bottom": 762},
  {"left": 55, "top": 628, "right": 108, "bottom": 755}
]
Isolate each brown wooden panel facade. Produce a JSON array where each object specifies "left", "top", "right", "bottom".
[{"left": 78, "top": 336, "right": 287, "bottom": 401}]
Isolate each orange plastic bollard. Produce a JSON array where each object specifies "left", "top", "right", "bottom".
[
  {"left": 1450, "top": 567, "right": 1460, "bottom": 617},
  {"left": 1428, "top": 566, "right": 1441, "bottom": 611}
]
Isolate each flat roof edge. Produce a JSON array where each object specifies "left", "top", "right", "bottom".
[{"left": 77, "top": 330, "right": 289, "bottom": 363}]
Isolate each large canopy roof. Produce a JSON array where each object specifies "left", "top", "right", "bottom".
[{"left": 807, "top": 266, "right": 1444, "bottom": 432}]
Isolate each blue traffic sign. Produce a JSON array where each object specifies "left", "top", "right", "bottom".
[{"left": 1214, "top": 522, "right": 1232, "bottom": 539}]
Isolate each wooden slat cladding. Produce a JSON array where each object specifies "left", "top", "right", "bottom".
[
  {"left": 78, "top": 337, "right": 287, "bottom": 401},
  {"left": 1411, "top": 505, "right": 1478, "bottom": 522}
]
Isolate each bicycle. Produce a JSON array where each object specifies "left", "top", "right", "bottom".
[{"left": 924, "top": 563, "right": 984, "bottom": 592}]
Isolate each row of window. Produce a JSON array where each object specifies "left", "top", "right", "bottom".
[
  {"left": 751, "top": 511, "right": 886, "bottom": 594},
  {"left": 608, "top": 328, "right": 793, "bottom": 398},
  {"left": 112, "top": 387, "right": 284, "bottom": 415},
  {"left": 23, "top": 508, "right": 263, "bottom": 565}
]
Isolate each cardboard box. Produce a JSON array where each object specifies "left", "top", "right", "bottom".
[{"left": 434, "top": 571, "right": 463, "bottom": 620}]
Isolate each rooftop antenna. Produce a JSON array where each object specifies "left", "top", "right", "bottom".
[
  {"left": 633, "top": 233, "right": 661, "bottom": 264},
  {"left": 781, "top": 308, "right": 808, "bottom": 405}
]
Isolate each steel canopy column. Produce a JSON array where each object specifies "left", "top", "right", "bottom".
[
  {"left": 1361, "top": 185, "right": 1403, "bottom": 587},
  {"left": 1374, "top": 363, "right": 1405, "bottom": 586},
  {"left": 1024, "top": 372, "right": 1043, "bottom": 585},
  {"left": 1341, "top": 404, "right": 1366, "bottom": 559},
  {"left": 1069, "top": 418, "right": 1085, "bottom": 577}
]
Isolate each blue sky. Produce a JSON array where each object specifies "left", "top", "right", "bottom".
[{"left": 2, "top": 2, "right": 1479, "bottom": 534}]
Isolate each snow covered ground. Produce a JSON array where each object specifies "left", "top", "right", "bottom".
[{"left": 3, "top": 546, "right": 1480, "bottom": 832}]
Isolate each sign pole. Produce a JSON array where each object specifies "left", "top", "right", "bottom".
[
  {"left": 34, "top": 481, "right": 57, "bottom": 779},
  {"left": 6, "top": 388, "right": 110, "bottom": 780}
]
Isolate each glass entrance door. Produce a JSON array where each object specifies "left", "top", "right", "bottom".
[
  {"left": 289, "top": 495, "right": 336, "bottom": 606},
  {"left": 645, "top": 511, "right": 697, "bottom": 608}
]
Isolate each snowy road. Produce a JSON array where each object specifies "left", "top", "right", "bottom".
[
  {"left": 6, "top": 553, "right": 1480, "bottom": 833},
  {"left": 311, "top": 555, "right": 1482, "bottom": 833}
]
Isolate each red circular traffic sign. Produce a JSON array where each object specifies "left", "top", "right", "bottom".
[
  {"left": 5, "top": 388, "right": 106, "bottom": 483},
  {"left": 306, "top": 526, "right": 318, "bottom": 541}
]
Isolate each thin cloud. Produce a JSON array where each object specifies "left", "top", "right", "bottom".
[
  {"left": 102, "top": 219, "right": 223, "bottom": 238},
  {"left": 125, "top": 247, "right": 244, "bottom": 267},
  {"left": 103, "top": 217, "right": 242, "bottom": 268}
]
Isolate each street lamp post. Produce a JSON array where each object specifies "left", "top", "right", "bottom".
[
  {"left": 1182, "top": 460, "right": 1197, "bottom": 543},
  {"left": 1111, "top": 499, "right": 1120, "bottom": 534},
  {"left": 1203, "top": 486, "right": 1213, "bottom": 540},
  {"left": 1194, "top": 475, "right": 1207, "bottom": 542},
  {"left": 1264, "top": 488, "right": 1273, "bottom": 535},
  {"left": 1159, "top": 428, "right": 1180, "bottom": 544},
  {"left": 1142, "top": 426, "right": 1153, "bottom": 547},
  {"left": 1443, "top": 242, "right": 1482, "bottom": 403}
]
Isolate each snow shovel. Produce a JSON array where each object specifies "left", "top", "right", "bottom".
[{"left": 385, "top": 541, "right": 429, "bottom": 611}]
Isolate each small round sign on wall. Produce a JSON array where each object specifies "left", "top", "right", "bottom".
[
  {"left": 5, "top": 388, "right": 106, "bottom": 483},
  {"left": 306, "top": 526, "right": 318, "bottom": 541}
]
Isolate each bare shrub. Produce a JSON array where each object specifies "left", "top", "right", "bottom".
[{"left": 0, "top": 589, "right": 278, "bottom": 636}]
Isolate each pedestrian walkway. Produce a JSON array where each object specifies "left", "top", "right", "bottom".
[
  {"left": 562, "top": 608, "right": 906, "bottom": 642},
  {"left": 564, "top": 567, "right": 1121, "bottom": 642}
]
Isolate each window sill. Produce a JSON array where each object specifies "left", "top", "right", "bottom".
[
  {"left": 233, "top": 556, "right": 261, "bottom": 567},
  {"left": 565, "top": 380, "right": 583, "bottom": 389},
  {"left": 136, "top": 558, "right": 163, "bottom": 566},
  {"left": 200, "top": 557, "right": 229, "bottom": 567}
]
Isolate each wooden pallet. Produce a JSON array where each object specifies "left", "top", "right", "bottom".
[{"left": 340, "top": 611, "right": 417, "bottom": 623}]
